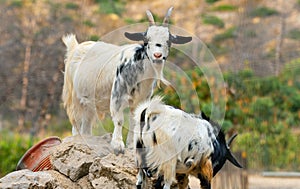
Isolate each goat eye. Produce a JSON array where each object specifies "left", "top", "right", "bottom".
[{"left": 155, "top": 44, "right": 162, "bottom": 47}]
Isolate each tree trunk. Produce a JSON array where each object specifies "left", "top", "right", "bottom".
[{"left": 18, "top": 43, "right": 32, "bottom": 130}]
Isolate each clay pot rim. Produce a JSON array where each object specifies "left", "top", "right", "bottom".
[{"left": 16, "top": 136, "right": 62, "bottom": 171}]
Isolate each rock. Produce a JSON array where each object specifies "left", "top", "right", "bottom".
[
  {"left": 51, "top": 134, "right": 113, "bottom": 181},
  {"left": 89, "top": 151, "right": 137, "bottom": 189},
  {"left": 0, "top": 134, "right": 157, "bottom": 189},
  {"left": 0, "top": 169, "right": 78, "bottom": 189}
]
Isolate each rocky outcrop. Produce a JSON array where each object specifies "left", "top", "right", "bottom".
[{"left": 0, "top": 134, "right": 150, "bottom": 189}]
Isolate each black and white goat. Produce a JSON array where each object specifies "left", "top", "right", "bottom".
[
  {"left": 134, "top": 97, "right": 242, "bottom": 189},
  {"left": 62, "top": 7, "right": 192, "bottom": 153}
]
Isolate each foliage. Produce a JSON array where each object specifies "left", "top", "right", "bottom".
[
  {"left": 202, "top": 15, "right": 225, "bottom": 28},
  {"left": 287, "top": 29, "right": 300, "bottom": 40},
  {"left": 250, "top": 6, "right": 278, "bottom": 17},
  {"left": 156, "top": 59, "right": 300, "bottom": 171},
  {"left": 96, "top": 0, "right": 125, "bottom": 16},
  {"left": 210, "top": 4, "right": 238, "bottom": 12},
  {"left": 205, "top": 0, "right": 220, "bottom": 4},
  {"left": 65, "top": 2, "right": 79, "bottom": 10},
  {"left": 0, "top": 131, "right": 38, "bottom": 177},
  {"left": 213, "top": 27, "right": 237, "bottom": 42}
]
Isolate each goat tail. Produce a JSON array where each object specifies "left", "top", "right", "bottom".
[
  {"left": 62, "top": 34, "right": 78, "bottom": 56},
  {"left": 61, "top": 34, "right": 79, "bottom": 126}
]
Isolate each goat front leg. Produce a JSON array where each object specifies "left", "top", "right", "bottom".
[
  {"left": 126, "top": 109, "right": 135, "bottom": 149},
  {"left": 110, "top": 108, "right": 125, "bottom": 154},
  {"left": 176, "top": 174, "right": 189, "bottom": 189},
  {"left": 198, "top": 158, "right": 213, "bottom": 189},
  {"left": 136, "top": 168, "right": 147, "bottom": 189},
  {"left": 161, "top": 158, "right": 177, "bottom": 189}
]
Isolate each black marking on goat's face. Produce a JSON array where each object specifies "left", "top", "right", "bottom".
[
  {"left": 211, "top": 130, "right": 242, "bottom": 176},
  {"left": 145, "top": 26, "right": 170, "bottom": 63}
]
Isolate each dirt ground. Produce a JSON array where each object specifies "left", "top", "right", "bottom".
[
  {"left": 188, "top": 175, "right": 300, "bottom": 189},
  {"left": 248, "top": 175, "right": 300, "bottom": 189}
]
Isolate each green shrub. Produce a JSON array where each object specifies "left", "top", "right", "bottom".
[
  {"left": 83, "top": 20, "right": 95, "bottom": 27},
  {"left": 9, "top": 0, "right": 22, "bottom": 8},
  {"left": 213, "top": 27, "right": 236, "bottom": 42},
  {"left": 202, "top": 15, "right": 225, "bottom": 28},
  {"left": 250, "top": 7, "right": 278, "bottom": 17},
  {"left": 205, "top": 0, "right": 220, "bottom": 4},
  {"left": 211, "top": 4, "right": 238, "bottom": 12},
  {"left": 65, "top": 2, "right": 79, "bottom": 10},
  {"left": 287, "top": 29, "right": 300, "bottom": 40},
  {"left": 96, "top": 0, "right": 125, "bottom": 15},
  {"left": 0, "top": 131, "right": 38, "bottom": 177}
]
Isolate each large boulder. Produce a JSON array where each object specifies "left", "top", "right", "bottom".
[{"left": 0, "top": 134, "right": 152, "bottom": 189}]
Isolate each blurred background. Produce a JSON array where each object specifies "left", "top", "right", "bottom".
[{"left": 0, "top": 0, "right": 299, "bottom": 186}]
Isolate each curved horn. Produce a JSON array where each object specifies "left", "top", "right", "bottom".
[
  {"left": 146, "top": 10, "right": 155, "bottom": 26},
  {"left": 163, "top": 7, "right": 174, "bottom": 27},
  {"left": 227, "top": 133, "right": 238, "bottom": 147}
]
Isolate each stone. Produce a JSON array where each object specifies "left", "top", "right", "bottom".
[
  {"left": 0, "top": 169, "right": 78, "bottom": 189},
  {"left": 0, "top": 134, "right": 157, "bottom": 189},
  {"left": 51, "top": 134, "right": 113, "bottom": 181}
]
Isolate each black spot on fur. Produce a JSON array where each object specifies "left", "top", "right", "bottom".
[
  {"left": 152, "top": 132, "right": 157, "bottom": 145},
  {"left": 130, "top": 87, "right": 135, "bottom": 96},
  {"left": 140, "top": 108, "right": 147, "bottom": 132},
  {"left": 188, "top": 139, "right": 198, "bottom": 151},
  {"left": 198, "top": 173, "right": 211, "bottom": 189},
  {"left": 118, "top": 63, "right": 125, "bottom": 75},
  {"left": 207, "top": 127, "right": 212, "bottom": 138},
  {"left": 134, "top": 45, "right": 145, "bottom": 62},
  {"left": 151, "top": 115, "right": 157, "bottom": 122},
  {"left": 146, "top": 117, "right": 150, "bottom": 131},
  {"left": 136, "top": 139, "right": 144, "bottom": 149},
  {"left": 184, "top": 157, "right": 190, "bottom": 164}
]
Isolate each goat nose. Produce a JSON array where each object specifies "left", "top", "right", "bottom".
[{"left": 154, "top": 53, "right": 162, "bottom": 59}]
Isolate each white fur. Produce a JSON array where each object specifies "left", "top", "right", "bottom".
[{"left": 134, "top": 97, "right": 215, "bottom": 189}]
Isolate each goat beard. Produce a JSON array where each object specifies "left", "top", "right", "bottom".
[{"left": 152, "top": 61, "right": 171, "bottom": 88}]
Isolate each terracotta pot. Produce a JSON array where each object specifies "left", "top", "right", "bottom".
[{"left": 16, "top": 136, "right": 61, "bottom": 171}]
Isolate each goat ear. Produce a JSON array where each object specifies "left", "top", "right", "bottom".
[
  {"left": 124, "top": 32, "right": 145, "bottom": 41},
  {"left": 227, "top": 152, "right": 243, "bottom": 168},
  {"left": 170, "top": 34, "right": 192, "bottom": 44}
]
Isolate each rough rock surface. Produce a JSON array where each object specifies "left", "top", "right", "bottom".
[{"left": 0, "top": 134, "right": 155, "bottom": 189}]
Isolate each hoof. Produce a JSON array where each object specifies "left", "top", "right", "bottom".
[{"left": 111, "top": 139, "right": 125, "bottom": 155}]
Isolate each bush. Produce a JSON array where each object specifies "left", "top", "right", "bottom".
[
  {"left": 0, "top": 131, "right": 38, "bottom": 177},
  {"left": 250, "top": 7, "right": 278, "bottom": 17},
  {"left": 202, "top": 15, "right": 225, "bottom": 28},
  {"left": 213, "top": 27, "right": 237, "bottom": 42},
  {"left": 211, "top": 4, "right": 238, "bottom": 12}
]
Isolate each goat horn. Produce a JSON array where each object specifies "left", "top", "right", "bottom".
[
  {"left": 146, "top": 10, "right": 155, "bottom": 26},
  {"left": 227, "top": 133, "right": 238, "bottom": 147},
  {"left": 163, "top": 7, "right": 173, "bottom": 27}
]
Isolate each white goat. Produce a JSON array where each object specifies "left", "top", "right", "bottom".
[
  {"left": 134, "top": 97, "right": 242, "bottom": 189},
  {"left": 62, "top": 7, "right": 192, "bottom": 153}
]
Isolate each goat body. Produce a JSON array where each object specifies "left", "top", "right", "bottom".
[
  {"left": 134, "top": 97, "right": 242, "bottom": 189},
  {"left": 62, "top": 8, "right": 192, "bottom": 154}
]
